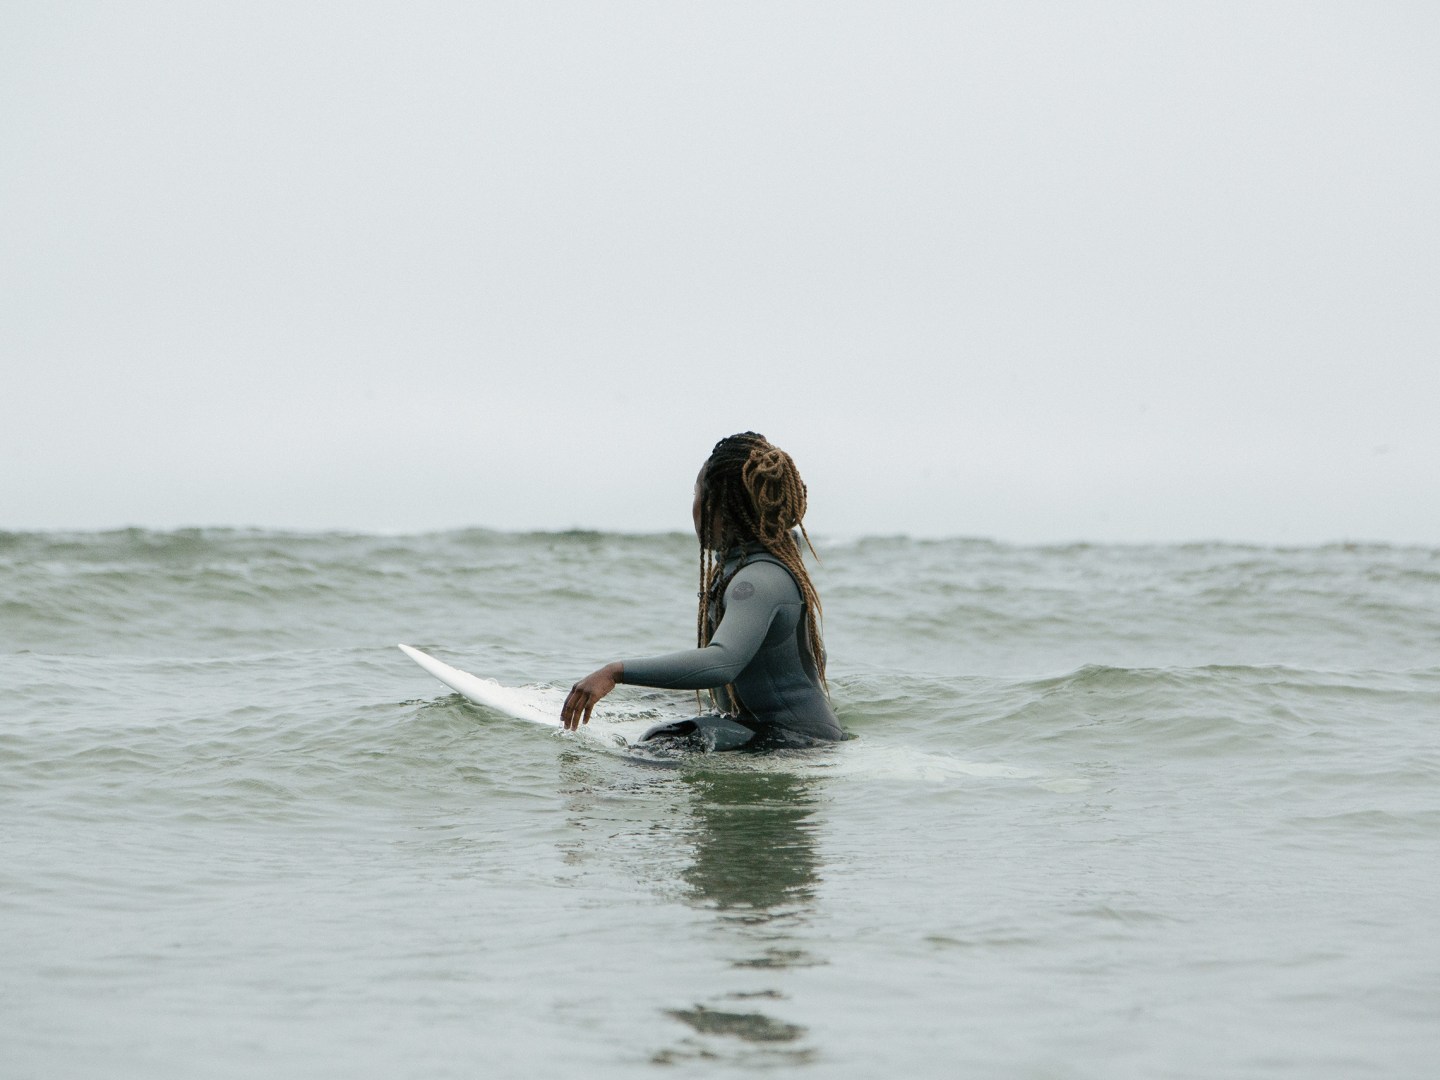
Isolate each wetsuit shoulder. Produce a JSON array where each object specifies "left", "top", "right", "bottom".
[{"left": 722, "top": 557, "right": 800, "bottom": 606}]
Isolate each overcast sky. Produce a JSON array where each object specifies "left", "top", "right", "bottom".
[{"left": 3, "top": 2, "right": 1437, "bottom": 543}]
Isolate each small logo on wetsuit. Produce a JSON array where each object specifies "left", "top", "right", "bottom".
[{"left": 730, "top": 580, "right": 756, "bottom": 600}]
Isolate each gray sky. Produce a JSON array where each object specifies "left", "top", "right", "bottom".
[{"left": 4, "top": 2, "right": 1437, "bottom": 542}]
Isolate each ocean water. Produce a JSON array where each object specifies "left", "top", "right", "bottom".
[{"left": 2, "top": 528, "right": 1438, "bottom": 1079}]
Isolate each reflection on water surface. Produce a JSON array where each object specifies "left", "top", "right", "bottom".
[
  {"left": 663, "top": 766, "right": 827, "bottom": 1067},
  {"left": 555, "top": 751, "right": 832, "bottom": 1067}
]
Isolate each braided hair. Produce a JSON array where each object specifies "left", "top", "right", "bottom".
[{"left": 696, "top": 433, "right": 827, "bottom": 709}]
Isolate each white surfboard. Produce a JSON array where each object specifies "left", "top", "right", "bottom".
[
  {"left": 398, "top": 644, "right": 560, "bottom": 727},
  {"left": 397, "top": 644, "right": 1089, "bottom": 789}
]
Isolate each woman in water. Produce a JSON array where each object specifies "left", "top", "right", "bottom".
[{"left": 560, "top": 432, "right": 843, "bottom": 750}]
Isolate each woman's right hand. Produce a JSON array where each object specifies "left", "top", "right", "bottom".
[{"left": 561, "top": 662, "right": 623, "bottom": 730}]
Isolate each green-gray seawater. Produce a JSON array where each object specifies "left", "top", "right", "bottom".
[{"left": 3, "top": 529, "right": 1438, "bottom": 1078}]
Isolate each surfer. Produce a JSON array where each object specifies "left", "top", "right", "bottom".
[{"left": 561, "top": 432, "right": 843, "bottom": 750}]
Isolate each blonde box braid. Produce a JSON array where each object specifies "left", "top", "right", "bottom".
[{"left": 695, "top": 433, "right": 827, "bottom": 712}]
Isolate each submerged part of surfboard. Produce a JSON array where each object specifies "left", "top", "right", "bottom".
[{"left": 398, "top": 644, "right": 560, "bottom": 727}]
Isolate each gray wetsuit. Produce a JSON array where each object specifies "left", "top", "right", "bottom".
[{"left": 619, "top": 544, "right": 843, "bottom": 749}]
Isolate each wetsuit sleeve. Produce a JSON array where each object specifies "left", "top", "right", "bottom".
[{"left": 617, "top": 561, "right": 795, "bottom": 690}]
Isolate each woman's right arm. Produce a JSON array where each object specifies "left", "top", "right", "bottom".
[{"left": 618, "top": 561, "right": 791, "bottom": 690}]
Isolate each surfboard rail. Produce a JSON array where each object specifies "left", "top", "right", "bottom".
[{"left": 398, "top": 644, "right": 559, "bottom": 726}]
